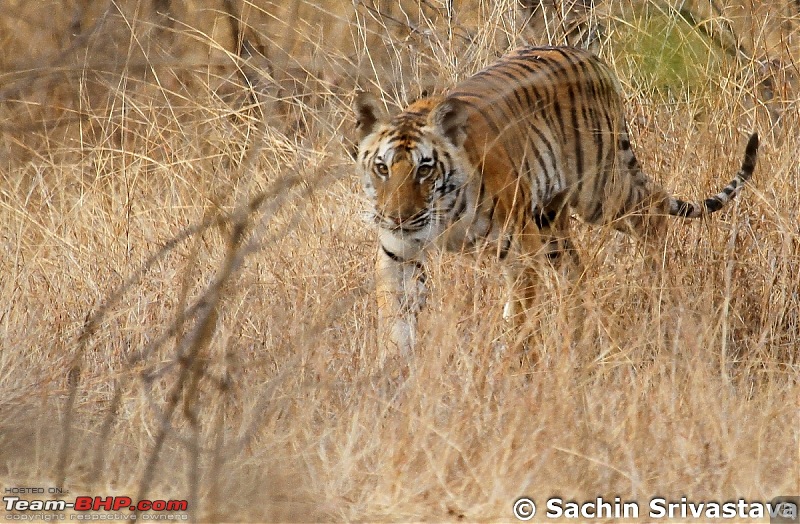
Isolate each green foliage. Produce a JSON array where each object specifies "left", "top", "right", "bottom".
[{"left": 614, "top": 6, "right": 725, "bottom": 94}]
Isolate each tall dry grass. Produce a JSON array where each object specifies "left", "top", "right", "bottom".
[{"left": 0, "top": 1, "right": 798, "bottom": 521}]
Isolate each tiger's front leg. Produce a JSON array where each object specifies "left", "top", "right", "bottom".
[
  {"left": 374, "top": 236, "right": 428, "bottom": 357},
  {"left": 503, "top": 263, "right": 542, "bottom": 366},
  {"left": 500, "top": 222, "right": 546, "bottom": 367}
]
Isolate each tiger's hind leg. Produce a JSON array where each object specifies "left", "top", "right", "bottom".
[
  {"left": 607, "top": 131, "right": 758, "bottom": 255},
  {"left": 615, "top": 145, "right": 672, "bottom": 269},
  {"left": 583, "top": 131, "right": 671, "bottom": 265}
]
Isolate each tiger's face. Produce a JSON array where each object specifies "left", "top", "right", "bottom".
[{"left": 353, "top": 93, "right": 469, "bottom": 236}]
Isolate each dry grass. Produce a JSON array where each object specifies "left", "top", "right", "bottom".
[{"left": 0, "top": 1, "right": 798, "bottom": 522}]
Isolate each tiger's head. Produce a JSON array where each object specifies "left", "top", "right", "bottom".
[{"left": 353, "top": 92, "right": 469, "bottom": 235}]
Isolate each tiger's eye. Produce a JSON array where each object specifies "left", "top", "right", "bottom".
[
  {"left": 416, "top": 165, "right": 432, "bottom": 179},
  {"left": 375, "top": 162, "right": 389, "bottom": 177}
]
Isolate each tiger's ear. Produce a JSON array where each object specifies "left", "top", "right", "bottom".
[
  {"left": 429, "top": 98, "right": 468, "bottom": 147},
  {"left": 354, "top": 92, "right": 387, "bottom": 141}
]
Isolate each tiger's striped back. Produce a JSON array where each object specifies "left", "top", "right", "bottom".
[
  {"left": 447, "top": 46, "right": 756, "bottom": 232},
  {"left": 450, "top": 46, "right": 625, "bottom": 225}
]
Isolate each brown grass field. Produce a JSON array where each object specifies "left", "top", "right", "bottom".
[{"left": 0, "top": 1, "right": 798, "bottom": 522}]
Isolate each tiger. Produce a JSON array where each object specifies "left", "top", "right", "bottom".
[{"left": 353, "top": 45, "right": 759, "bottom": 356}]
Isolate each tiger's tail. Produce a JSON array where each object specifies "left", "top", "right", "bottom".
[{"left": 668, "top": 133, "right": 759, "bottom": 218}]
